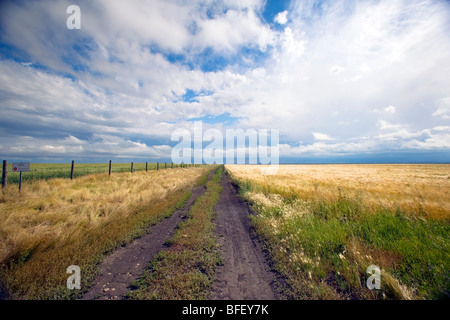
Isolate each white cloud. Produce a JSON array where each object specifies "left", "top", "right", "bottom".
[
  {"left": 194, "top": 8, "right": 275, "bottom": 52},
  {"left": 377, "top": 120, "right": 420, "bottom": 140},
  {"left": 384, "top": 105, "right": 396, "bottom": 114},
  {"left": 432, "top": 97, "right": 450, "bottom": 119},
  {"left": 378, "top": 120, "right": 400, "bottom": 131},
  {"left": 236, "top": 0, "right": 450, "bottom": 147},
  {"left": 278, "top": 26, "right": 305, "bottom": 58},
  {"left": 274, "top": 10, "right": 288, "bottom": 25},
  {"left": 312, "top": 132, "right": 334, "bottom": 141},
  {"left": 433, "top": 126, "right": 450, "bottom": 132},
  {"left": 403, "top": 134, "right": 450, "bottom": 149}
]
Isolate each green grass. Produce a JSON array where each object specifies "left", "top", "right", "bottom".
[
  {"left": 354, "top": 209, "right": 449, "bottom": 298},
  {"left": 126, "top": 166, "right": 223, "bottom": 300},
  {"left": 0, "top": 162, "right": 186, "bottom": 184},
  {"left": 232, "top": 175, "right": 450, "bottom": 300}
]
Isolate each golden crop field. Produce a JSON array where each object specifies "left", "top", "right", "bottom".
[
  {"left": 0, "top": 166, "right": 212, "bottom": 299},
  {"left": 227, "top": 164, "right": 449, "bottom": 220},
  {"left": 226, "top": 164, "right": 450, "bottom": 300}
]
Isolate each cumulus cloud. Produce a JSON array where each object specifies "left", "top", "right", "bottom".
[
  {"left": 313, "top": 132, "right": 335, "bottom": 141},
  {"left": 384, "top": 105, "right": 396, "bottom": 114},
  {"left": 274, "top": 10, "right": 288, "bottom": 24}
]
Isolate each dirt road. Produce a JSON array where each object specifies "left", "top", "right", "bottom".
[
  {"left": 210, "top": 172, "right": 283, "bottom": 300},
  {"left": 82, "top": 179, "right": 211, "bottom": 300},
  {"left": 82, "top": 167, "right": 283, "bottom": 300}
]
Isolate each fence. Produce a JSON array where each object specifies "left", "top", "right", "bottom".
[{"left": 1, "top": 160, "right": 199, "bottom": 189}]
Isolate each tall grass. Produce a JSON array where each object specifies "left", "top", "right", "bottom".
[
  {"left": 227, "top": 164, "right": 450, "bottom": 300},
  {"left": 0, "top": 165, "right": 212, "bottom": 299}
]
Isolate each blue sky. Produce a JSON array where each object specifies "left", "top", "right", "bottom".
[{"left": 0, "top": 0, "right": 450, "bottom": 163}]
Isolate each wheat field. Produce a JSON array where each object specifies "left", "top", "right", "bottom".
[
  {"left": 228, "top": 164, "right": 449, "bottom": 220},
  {"left": 226, "top": 164, "right": 450, "bottom": 300}
]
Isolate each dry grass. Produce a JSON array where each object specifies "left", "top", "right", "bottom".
[
  {"left": 226, "top": 164, "right": 450, "bottom": 300},
  {"left": 0, "top": 166, "right": 212, "bottom": 299}
]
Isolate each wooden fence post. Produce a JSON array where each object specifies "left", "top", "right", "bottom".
[
  {"left": 71, "top": 160, "right": 75, "bottom": 180},
  {"left": 131, "top": 162, "right": 134, "bottom": 173},
  {"left": 109, "top": 160, "right": 112, "bottom": 176},
  {"left": 19, "top": 171, "right": 22, "bottom": 192},
  {"left": 2, "top": 160, "right": 7, "bottom": 189},
  {"left": 165, "top": 162, "right": 167, "bottom": 169},
  {"left": 157, "top": 162, "right": 159, "bottom": 171},
  {"left": 146, "top": 162, "right": 148, "bottom": 172},
  {"left": 171, "top": 162, "right": 173, "bottom": 169}
]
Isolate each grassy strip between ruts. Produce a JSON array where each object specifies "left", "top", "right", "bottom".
[
  {"left": 126, "top": 166, "right": 223, "bottom": 300},
  {"left": 227, "top": 167, "right": 449, "bottom": 300},
  {"left": 0, "top": 166, "right": 215, "bottom": 300}
]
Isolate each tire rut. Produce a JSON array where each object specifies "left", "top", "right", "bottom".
[{"left": 210, "top": 171, "right": 283, "bottom": 300}]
